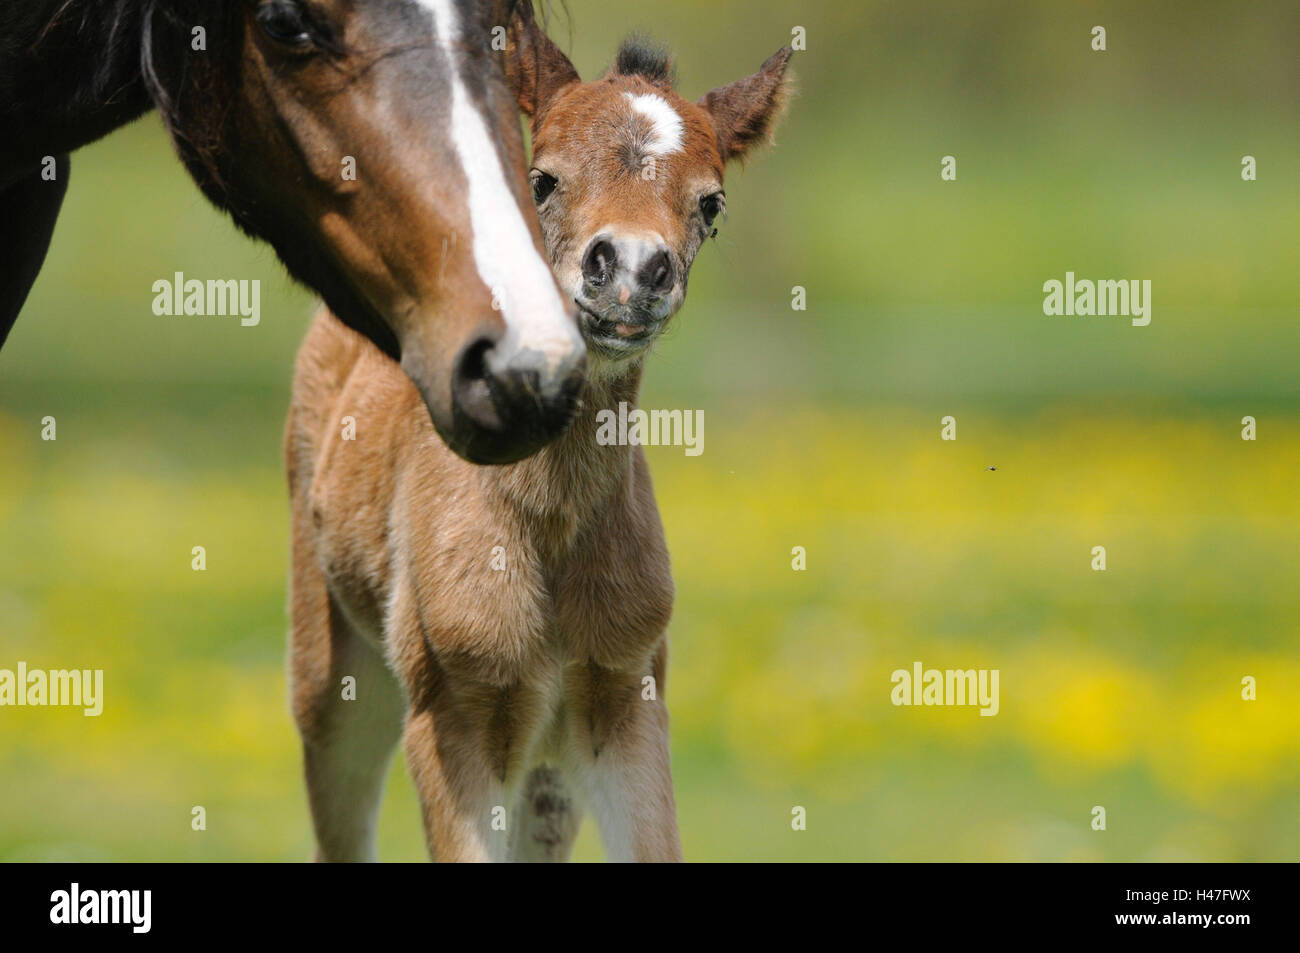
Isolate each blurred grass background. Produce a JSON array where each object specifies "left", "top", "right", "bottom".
[{"left": 1, "top": 0, "right": 1298, "bottom": 860}]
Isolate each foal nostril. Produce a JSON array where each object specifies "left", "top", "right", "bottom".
[
  {"left": 582, "top": 238, "right": 617, "bottom": 287},
  {"left": 639, "top": 248, "right": 675, "bottom": 296}
]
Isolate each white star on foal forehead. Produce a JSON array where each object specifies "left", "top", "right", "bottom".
[{"left": 624, "top": 92, "right": 684, "bottom": 156}]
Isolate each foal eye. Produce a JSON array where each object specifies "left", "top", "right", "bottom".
[
  {"left": 700, "top": 192, "right": 725, "bottom": 227},
  {"left": 530, "top": 171, "right": 558, "bottom": 206},
  {"left": 257, "top": 1, "right": 313, "bottom": 48}
]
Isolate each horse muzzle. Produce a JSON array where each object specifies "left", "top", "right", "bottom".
[{"left": 442, "top": 329, "right": 586, "bottom": 465}]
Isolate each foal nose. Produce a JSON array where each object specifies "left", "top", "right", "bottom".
[
  {"left": 448, "top": 321, "right": 585, "bottom": 465},
  {"left": 581, "top": 234, "right": 676, "bottom": 302},
  {"left": 639, "top": 249, "right": 675, "bottom": 296}
]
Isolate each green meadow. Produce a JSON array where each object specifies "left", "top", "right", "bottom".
[{"left": 2, "top": 0, "right": 1297, "bottom": 860}]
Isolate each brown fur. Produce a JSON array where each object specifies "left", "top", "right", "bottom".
[{"left": 287, "top": 8, "right": 793, "bottom": 862}]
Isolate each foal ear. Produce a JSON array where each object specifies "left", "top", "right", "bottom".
[
  {"left": 506, "top": 3, "right": 580, "bottom": 121},
  {"left": 698, "top": 46, "right": 794, "bottom": 163}
]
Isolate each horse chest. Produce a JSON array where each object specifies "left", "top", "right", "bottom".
[{"left": 545, "top": 529, "right": 674, "bottom": 671}]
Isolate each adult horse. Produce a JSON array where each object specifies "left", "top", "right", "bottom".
[{"left": 0, "top": 0, "right": 584, "bottom": 464}]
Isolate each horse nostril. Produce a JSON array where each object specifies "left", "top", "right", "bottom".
[
  {"left": 582, "top": 238, "right": 616, "bottom": 287},
  {"left": 444, "top": 314, "right": 584, "bottom": 465},
  {"left": 640, "top": 248, "right": 675, "bottom": 296},
  {"left": 451, "top": 334, "right": 501, "bottom": 428},
  {"left": 458, "top": 336, "right": 490, "bottom": 383}
]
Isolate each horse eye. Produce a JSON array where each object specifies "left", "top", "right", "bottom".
[
  {"left": 700, "top": 193, "right": 725, "bottom": 227},
  {"left": 257, "top": 2, "right": 313, "bottom": 48},
  {"left": 531, "top": 171, "right": 558, "bottom": 206}
]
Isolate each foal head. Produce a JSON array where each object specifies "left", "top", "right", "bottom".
[
  {"left": 142, "top": 0, "right": 583, "bottom": 464},
  {"left": 507, "top": 10, "right": 792, "bottom": 379}
]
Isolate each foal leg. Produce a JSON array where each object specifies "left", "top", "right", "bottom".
[
  {"left": 569, "top": 652, "right": 683, "bottom": 863},
  {"left": 291, "top": 601, "right": 405, "bottom": 862},
  {"left": 390, "top": 598, "right": 511, "bottom": 861},
  {"left": 288, "top": 488, "right": 404, "bottom": 861},
  {"left": 0, "top": 158, "right": 70, "bottom": 347},
  {"left": 401, "top": 693, "right": 515, "bottom": 863},
  {"left": 394, "top": 597, "right": 563, "bottom": 861},
  {"left": 508, "top": 765, "right": 583, "bottom": 862}
]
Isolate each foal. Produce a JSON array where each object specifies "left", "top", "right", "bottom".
[{"left": 286, "top": 9, "right": 792, "bottom": 861}]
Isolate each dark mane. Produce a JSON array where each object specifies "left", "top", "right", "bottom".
[
  {"left": 139, "top": 0, "right": 245, "bottom": 209},
  {"left": 1, "top": 0, "right": 152, "bottom": 164},
  {"left": 30, "top": 0, "right": 144, "bottom": 106},
  {"left": 613, "top": 34, "right": 675, "bottom": 87}
]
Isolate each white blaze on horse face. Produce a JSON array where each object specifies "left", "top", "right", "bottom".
[
  {"left": 624, "top": 93, "right": 684, "bottom": 156},
  {"left": 419, "top": 0, "right": 582, "bottom": 376}
]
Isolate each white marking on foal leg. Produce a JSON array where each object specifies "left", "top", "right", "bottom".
[
  {"left": 576, "top": 756, "right": 638, "bottom": 863},
  {"left": 302, "top": 624, "right": 405, "bottom": 862},
  {"left": 509, "top": 765, "right": 582, "bottom": 862},
  {"left": 624, "top": 93, "right": 685, "bottom": 156},
  {"left": 418, "top": 0, "right": 582, "bottom": 376}
]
